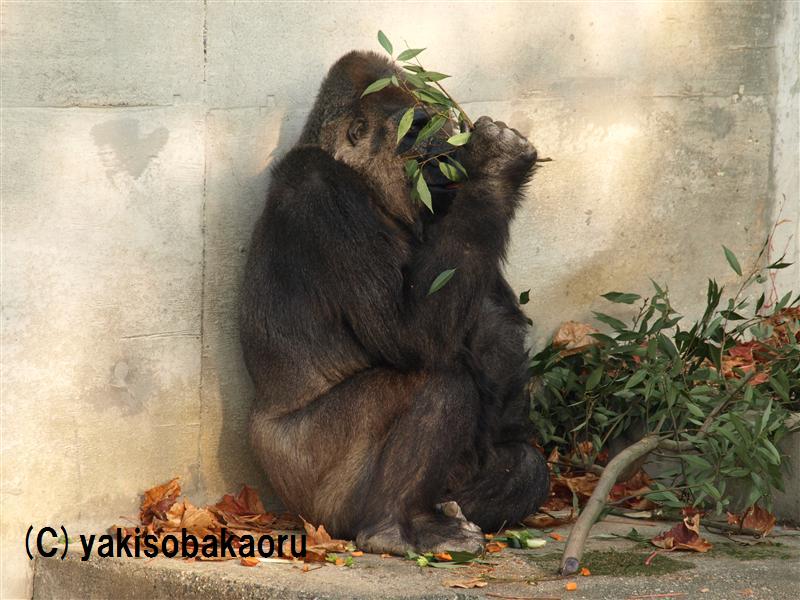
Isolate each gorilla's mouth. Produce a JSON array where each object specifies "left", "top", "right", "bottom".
[{"left": 397, "top": 108, "right": 462, "bottom": 193}]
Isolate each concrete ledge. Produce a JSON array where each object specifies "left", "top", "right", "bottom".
[{"left": 32, "top": 519, "right": 800, "bottom": 600}]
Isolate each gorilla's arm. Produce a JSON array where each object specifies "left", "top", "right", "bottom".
[{"left": 265, "top": 126, "right": 533, "bottom": 369}]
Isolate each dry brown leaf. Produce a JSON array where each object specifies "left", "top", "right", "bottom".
[
  {"left": 443, "top": 577, "right": 487, "bottom": 589},
  {"left": 304, "top": 548, "right": 328, "bottom": 563},
  {"left": 140, "top": 478, "right": 181, "bottom": 525},
  {"left": 215, "top": 485, "right": 265, "bottom": 515},
  {"left": 609, "top": 470, "right": 657, "bottom": 511},
  {"left": 302, "top": 519, "right": 348, "bottom": 551},
  {"left": 651, "top": 512, "right": 712, "bottom": 553},
  {"left": 726, "top": 505, "right": 776, "bottom": 535},
  {"left": 524, "top": 511, "right": 575, "bottom": 529},
  {"left": 552, "top": 321, "right": 600, "bottom": 356}
]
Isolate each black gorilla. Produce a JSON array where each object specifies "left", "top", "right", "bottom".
[{"left": 240, "top": 51, "right": 549, "bottom": 554}]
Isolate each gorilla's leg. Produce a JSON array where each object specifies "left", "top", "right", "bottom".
[
  {"left": 250, "top": 368, "right": 485, "bottom": 554},
  {"left": 445, "top": 442, "right": 549, "bottom": 532}
]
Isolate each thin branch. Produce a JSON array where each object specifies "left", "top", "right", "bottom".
[{"left": 560, "top": 434, "right": 662, "bottom": 575}]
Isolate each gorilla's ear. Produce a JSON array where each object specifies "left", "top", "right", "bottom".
[{"left": 347, "top": 118, "right": 368, "bottom": 146}]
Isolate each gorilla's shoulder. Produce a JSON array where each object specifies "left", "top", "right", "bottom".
[{"left": 268, "top": 146, "right": 372, "bottom": 214}]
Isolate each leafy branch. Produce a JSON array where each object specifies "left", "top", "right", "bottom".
[{"left": 525, "top": 225, "right": 799, "bottom": 575}]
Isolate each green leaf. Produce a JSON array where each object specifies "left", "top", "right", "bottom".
[
  {"left": 416, "top": 115, "right": 447, "bottom": 145},
  {"left": 601, "top": 292, "right": 642, "bottom": 304},
  {"left": 723, "top": 245, "right": 742, "bottom": 276},
  {"left": 361, "top": 78, "right": 392, "bottom": 97},
  {"left": 413, "top": 88, "right": 453, "bottom": 106},
  {"left": 519, "top": 289, "right": 530, "bottom": 305},
  {"left": 767, "top": 261, "right": 793, "bottom": 270},
  {"left": 404, "top": 158, "right": 419, "bottom": 179},
  {"left": 377, "top": 30, "right": 393, "bottom": 55},
  {"left": 404, "top": 72, "right": 428, "bottom": 89},
  {"left": 593, "top": 312, "right": 627, "bottom": 331},
  {"left": 447, "top": 132, "right": 471, "bottom": 146},
  {"left": 397, "top": 47, "right": 425, "bottom": 61},
  {"left": 419, "top": 71, "right": 450, "bottom": 82},
  {"left": 586, "top": 366, "right": 604, "bottom": 391},
  {"left": 396, "top": 107, "right": 415, "bottom": 145},
  {"left": 624, "top": 369, "right": 648, "bottom": 389},
  {"left": 438, "top": 161, "right": 463, "bottom": 182},
  {"left": 686, "top": 402, "right": 705, "bottom": 419},
  {"left": 416, "top": 174, "right": 433, "bottom": 212},
  {"left": 446, "top": 157, "right": 468, "bottom": 179},
  {"left": 428, "top": 268, "right": 456, "bottom": 295}
]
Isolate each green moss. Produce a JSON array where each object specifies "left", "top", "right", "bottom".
[
  {"left": 714, "top": 542, "right": 797, "bottom": 561},
  {"left": 528, "top": 550, "right": 693, "bottom": 576}
]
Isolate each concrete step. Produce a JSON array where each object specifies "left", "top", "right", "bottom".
[{"left": 32, "top": 519, "right": 800, "bottom": 600}]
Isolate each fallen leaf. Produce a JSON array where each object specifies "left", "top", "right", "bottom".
[
  {"left": 609, "top": 470, "right": 657, "bottom": 511},
  {"left": 140, "top": 478, "right": 181, "bottom": 525},
  {"left": 651, "top": 512, "right": 712, "bottom": 553},
  {"left": 240, "top": 556, "right": 260, "bottom": 567},
  {"left": 301, "top": 518, "right": 349, "bottom": 552},
  {"left": 443, "top": 577, "right": 487, "bottom": 589},
  {"left": 304, "top": 548, "right": 327, "bottom": 563},
  {"left": 524, "top": 511, "right": 576, "bottom": 529},
  {"left": 553, "top": 321, "right": 600, "bottom": 356},
  {"left": 726, "top": 504, "right": 776, "bottom": 535}
]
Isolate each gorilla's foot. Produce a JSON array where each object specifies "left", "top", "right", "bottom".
[
  {"left": 411, "top": 513, "right": 484, "bottom": 554},
  {"left": 355, "top": 520, "right": 415, "bottom": 556}
]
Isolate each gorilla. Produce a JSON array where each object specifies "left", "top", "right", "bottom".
[{"left": 240, "top": 50, "right": 549, "bottom": 554}]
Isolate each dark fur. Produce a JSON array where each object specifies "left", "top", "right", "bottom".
[{"left": 240, "top": 51, "right": 549, "bottom": 554}]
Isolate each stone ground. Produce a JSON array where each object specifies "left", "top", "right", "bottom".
[{"left": 32, "top": 517, "right": 800, "bottom": 600}]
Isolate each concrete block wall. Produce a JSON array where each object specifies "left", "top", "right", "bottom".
[{"left": 2, "top": 2, "right": 797, "bottom": 598}]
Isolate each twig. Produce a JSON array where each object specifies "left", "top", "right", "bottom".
[
  {"left": 702, "top": 521, "right": 766, "bottom": 537},
  {"left": 626, "top": 594, "right": 687, "bottom": 600},
  {"left": 560, "top": 435, "right": 662, "bottom": 575},
  {"left": 487, "top": 595, "right": 560, "bottom": 600}
]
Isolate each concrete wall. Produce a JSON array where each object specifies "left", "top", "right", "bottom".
[{"left": 1, "top": 2, "right": 797, "bottom": 598}]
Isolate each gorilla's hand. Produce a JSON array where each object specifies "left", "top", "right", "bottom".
[{"left": 460, "top": 116, "right": 537, "bottom": 188}]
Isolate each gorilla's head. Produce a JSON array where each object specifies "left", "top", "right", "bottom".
[{"left": 299, "top": 51, "right": 454, "bottom": 222}]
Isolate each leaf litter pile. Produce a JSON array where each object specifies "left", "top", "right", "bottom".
[
  {"left": 114, "top": 477, "right": 354, "bottom": 569},
  {"left": 109, "top": 463, "right": 787, "bottom": 597}
]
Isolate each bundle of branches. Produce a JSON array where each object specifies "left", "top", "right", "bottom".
[{"left": 527, "top": 227, "right": 799, "bottom": 575}]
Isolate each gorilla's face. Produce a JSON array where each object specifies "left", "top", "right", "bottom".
[
  {"left": 322, "top": 98, "right": 420, "bottom": 222},
  {"left": 396, "top": 107, "right": 461, "bottom": 197}
]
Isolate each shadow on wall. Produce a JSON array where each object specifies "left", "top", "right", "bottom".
[{"left": 204, "top": 106, "right": 308, "bottom": 509}]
